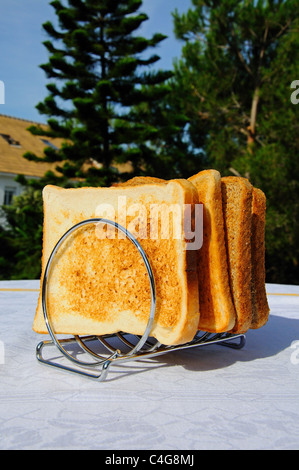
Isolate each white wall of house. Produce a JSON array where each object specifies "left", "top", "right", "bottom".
[
  {"left": 0, "top": 172, "right": 27, "bottom": 225},
  {"left": 0, "top": 172, "right": 24, "bottom": 206}
]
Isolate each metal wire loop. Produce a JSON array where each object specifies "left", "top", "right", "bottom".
[{"left": 41, "top": 218, "right": 156, "bottom": 368}]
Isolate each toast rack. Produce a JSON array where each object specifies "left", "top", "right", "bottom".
[{"left": 36, "top": 218, "right": 245, "bottom": 381}]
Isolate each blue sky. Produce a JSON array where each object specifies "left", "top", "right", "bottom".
[{"left": 0, "top": 0, "right": 189, "bottom": 124}]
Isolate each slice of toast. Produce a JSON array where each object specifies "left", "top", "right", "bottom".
[
  {"left": 188, "top": 170, "right": 236, "bottom": 332},
  {"left": 113, "top": 176, "right": 166, "bottom": 187},
  {"left": 33, "top": 180, "right": 200, "bottom": 346},
  {"left": 250, "top": 187, "right": 270, "bottom": 328},
  {"left": 221, "top": 176, "right": 253, "bottom": 333}
]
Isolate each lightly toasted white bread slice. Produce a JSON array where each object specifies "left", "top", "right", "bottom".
[
  {"left": 250, "top": 187, "right": 270, "bottom": 329},
  {"left": 33, "top": 180, "right": 200, "bottom": 346},
  {"left": 188, "top": 170, "right": 236, "bottom": 332},
  {"left": 221, "top": 176, "right": 253, "bottom": 333}
]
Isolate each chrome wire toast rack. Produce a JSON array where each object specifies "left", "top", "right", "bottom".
[{"left": 36, "top": 218, "right": 245, "bottom": 381}]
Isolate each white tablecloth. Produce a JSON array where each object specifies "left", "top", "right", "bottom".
[{"left": 0, "top": 280, "right": 299, "bottom": 450}]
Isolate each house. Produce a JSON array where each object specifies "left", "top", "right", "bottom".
[
  {"left": 0, "top": 113, "right": 134, "bottom": 208},
  {"left": 0, "top": 113, "right": 60, "bottom": 206}
]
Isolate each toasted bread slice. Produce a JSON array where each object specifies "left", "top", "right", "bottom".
[
  {"left": 188, "top": 170, "right": 236, "bottom": 332},
  {"left": 221, "top": 177, "right": 253, "bottom": 333},
  {"left": 250, "top": 187, "right": 270, "bottom": 329},
  {"left": 114, "top": 176, "right": 166, "bottom": 186},
  {"left": 33, "top": 181, "right": 200, "bottom": 346}
]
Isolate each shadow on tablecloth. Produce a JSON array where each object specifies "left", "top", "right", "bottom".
[{"left": 159, "top": 314, "right": 299, "bottom": 373}]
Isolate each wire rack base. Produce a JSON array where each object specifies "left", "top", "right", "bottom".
[
  {"left": 36, "top": 331, "right": 246, "bottom": 381},
  {"left": 35, "top": 217, "right": 246, "bottom": 382}
]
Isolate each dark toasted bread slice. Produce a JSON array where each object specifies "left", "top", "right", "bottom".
[
  {"left": 189, "top": 170, "right": 236, "bottom": 332},
  {"left": 250, "top": 187, "right": 270, "bottom": 328},
  {"left": 221, "top": 177, "right": 253, "bottom": 333}
]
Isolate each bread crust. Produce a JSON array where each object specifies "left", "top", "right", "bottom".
[
  {"left": 221, "top": 176, "right": 253, "bottom": 334},
  {"left": 113, "top": 176, "right": 166, "bottom": 187},
  {"left": 250, "top": 187, "right": 270, "bottom": 328},
  {"left": 189, "top": 170, "right": 236, "bottom": 332}
]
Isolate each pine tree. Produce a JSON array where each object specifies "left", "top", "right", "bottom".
[
  {"left": 170, "top": 0, "right": 299, "bottom": 283},
  {"left": 128, "top": 79, "right": 207, "bottom": 179},
  {"left": 23, "top": 0, "right": 173, "bottom": 187}
]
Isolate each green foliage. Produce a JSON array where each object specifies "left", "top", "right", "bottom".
[
  {"left": 170, "top": 0, "right": 299, "bottom": 284},
  {"left": 3, "top": 0, "right": 298, "bottom": 284},
  {"left": 0, "top": 190, "right": 43, "bottom": 280},
  {"left": 23, "top": 0, "right": 174, "bottom": 188}
]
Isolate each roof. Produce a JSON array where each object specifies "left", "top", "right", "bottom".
[
  {"left": 0, "top": 113, "right": 134, "bottom": 180},
  {"left": 0, "top": 114, "right": 62, "bottom": 178}
]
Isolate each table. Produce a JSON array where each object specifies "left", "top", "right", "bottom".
[{"left": 0, "top": 280, "right": 298, "bottom": 450}]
